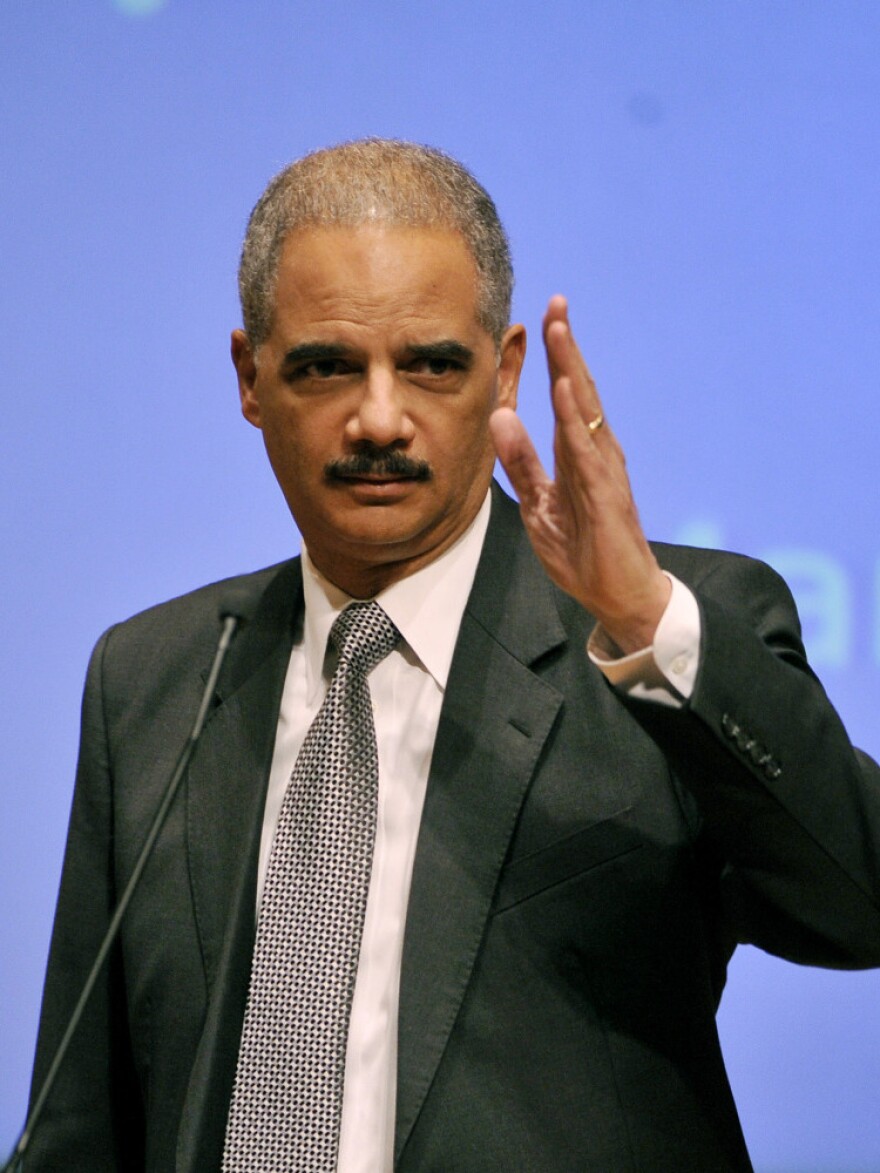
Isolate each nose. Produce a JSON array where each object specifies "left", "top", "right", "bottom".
[{"left": 345, "top": 367, "right": 415, "bottom": 448}]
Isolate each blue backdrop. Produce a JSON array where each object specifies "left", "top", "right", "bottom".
[{"left": 2, "top": 3, "right": 879, "bottom": 1168}]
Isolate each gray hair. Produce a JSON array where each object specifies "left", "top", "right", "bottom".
[{"left": 238, "top": 138, "right": 514, "bottom": 349}]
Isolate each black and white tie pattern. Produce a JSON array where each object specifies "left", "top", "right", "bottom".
[{"left": 222, "top": 601, "right": 399, "bottom": 1173}]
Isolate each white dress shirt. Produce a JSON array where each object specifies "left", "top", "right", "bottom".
[
  {"left": 257, "top": 491, "right": 701, "bottom": 1171},
  {"left": 258, "top": 493, "right": 492, "bottom": 1173},
  {"left": 588, "top": 572, "right": 701, "bottom": 707}
]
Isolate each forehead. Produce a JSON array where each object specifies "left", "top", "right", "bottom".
[{"left": 269, "top": 224, "right": 483, "bottom": 339}]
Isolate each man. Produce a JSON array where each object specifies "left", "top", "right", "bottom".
[{"left": 28, "top": 139, "right": 880, "bottom": 1171}]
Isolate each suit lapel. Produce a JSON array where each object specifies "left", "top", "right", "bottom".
[
  {"left": 395, "top": 488, "right": 567, "bottom": 1160},
  {"left": 176, "top": 560, "right": 302, "bottom": 1171},
  {"left": 172, "top": 493, "right": 567, "bottom": 1166}
]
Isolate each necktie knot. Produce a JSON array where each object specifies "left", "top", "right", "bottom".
[{"left": 330, "top": 601, "right": 399, "bottom": 676}]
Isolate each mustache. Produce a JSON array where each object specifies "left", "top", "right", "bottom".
[{"left": 325, "top": 449, "right": 432, "bottom": 482}]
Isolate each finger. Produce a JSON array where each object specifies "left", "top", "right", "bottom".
[
  {"left": 548, "top": 352, "right": 608, "bottom": 465},
  {"left": 543, "top": 300, "right": 606, "bottom": 433},
  {"left": 541, "top": 295, "right": 570, "bottom": 384},
  {"left": 490, "top": 406, "right": 552, "bottom": 505},
  {"left": 552, "top": 375, "right": 633, "bottom": 502},
  {"left": 551, "top": 375, "right": 603, "bottom": 478}
]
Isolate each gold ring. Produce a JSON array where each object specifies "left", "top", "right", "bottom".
[{"left": 587, "top": 411, "right": 604, "bottom": 434}]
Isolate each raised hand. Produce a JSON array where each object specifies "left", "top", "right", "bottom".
[{"left": 490, "top": 296, "right": 670, "bottom": 654}]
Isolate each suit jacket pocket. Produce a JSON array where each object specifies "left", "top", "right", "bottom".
[{"left": 492, "top": 813, "right": 643, "bottom": 913}]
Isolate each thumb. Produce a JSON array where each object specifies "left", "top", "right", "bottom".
[{"left": 490, "top": 407, "right": 549, "bottom": 504}]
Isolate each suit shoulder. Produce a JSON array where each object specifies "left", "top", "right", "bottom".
[
  {"left": 115, "top": 560, "right": 294, "bottom": 631},
  {"left": 650, "top": 541, "right": 792, "bottom": 596},
  {"left": 649, "top": 541, "right": 801, "bottom": 645},
  {"left": 91, "top": 559, "right": 301, "bottom": 678}
]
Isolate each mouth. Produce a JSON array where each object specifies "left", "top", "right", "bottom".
[
  {"left": 335, "top": 472, "right": 416, "bottom": 485},
  {"left": 330, "top": 474, "right": 421, "bottom": 501}
]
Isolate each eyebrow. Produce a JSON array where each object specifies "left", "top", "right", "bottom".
[
  {"left": 280, "top": 338, "right": 476, "bottom": 370},
  {"left": 404, "top": 340, "right": 475, "bottom": 366},
  {"left": 280, "top": 342, "right": 350, "bottom": 370}
]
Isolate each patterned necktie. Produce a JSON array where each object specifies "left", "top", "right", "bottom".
[{"left": 222, "top": 600, "right": 400, "bottom": 1173}]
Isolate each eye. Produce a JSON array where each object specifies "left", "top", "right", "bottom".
[
  {"left": 412, "top": 356, "right": 461, "bottom": 376},
  {"left": 311, "top": 359, "right": 348, "bottom": 378},
  {"left": 286, "top": 358, "right": 351, "bottom": 382},
  {"left": 403, "top": 341, "right": 473, "bottom": 380}
]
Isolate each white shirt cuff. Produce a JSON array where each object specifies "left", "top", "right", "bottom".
[{"left": 587, "top": 573, "right": 701, "bottom": 708}]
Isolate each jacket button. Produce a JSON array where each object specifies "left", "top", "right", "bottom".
[
  {"left": 748, "top": 741, "right": 767, "bottom": 765},
  {"left": 736, "top": 731, "right": 754, "bottom": 754}
]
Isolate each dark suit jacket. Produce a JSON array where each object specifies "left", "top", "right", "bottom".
[{"left": 29, "top": 486, "right": 880, "bottom": 1171}]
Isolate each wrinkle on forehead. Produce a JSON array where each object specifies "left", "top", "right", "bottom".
[{"left": 267, "top": 225, "right": 487, "bottom": 351}]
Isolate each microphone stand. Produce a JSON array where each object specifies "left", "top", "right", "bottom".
[{"left": 2, "top": 605, "right": 247, "bottom": 1173}]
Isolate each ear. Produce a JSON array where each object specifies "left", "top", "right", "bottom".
[
  {"left": 231, "top": 329, "right": 262, "bottom": 428},
  {"left": 495, "top": 323, "right": 526, "bottom": 410}
]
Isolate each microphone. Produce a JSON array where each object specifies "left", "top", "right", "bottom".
[{"left": 2, "top": 588, "right": 258, "bottom": 1173}]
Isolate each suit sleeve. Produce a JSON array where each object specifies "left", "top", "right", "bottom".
[
  {"left": 629, "top": 553, "right": 880, "bottom": 968},
  {"left": 26, "top": 627, "right": 146, "bottom": 1171}
]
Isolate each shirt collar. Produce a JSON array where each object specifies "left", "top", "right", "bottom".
[{"left": 301, "top": 490, "right": 492, "bottom": 703}]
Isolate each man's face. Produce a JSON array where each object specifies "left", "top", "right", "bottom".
[{"left": 232, "top": 224, "right": 525, "bottom": 596}]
